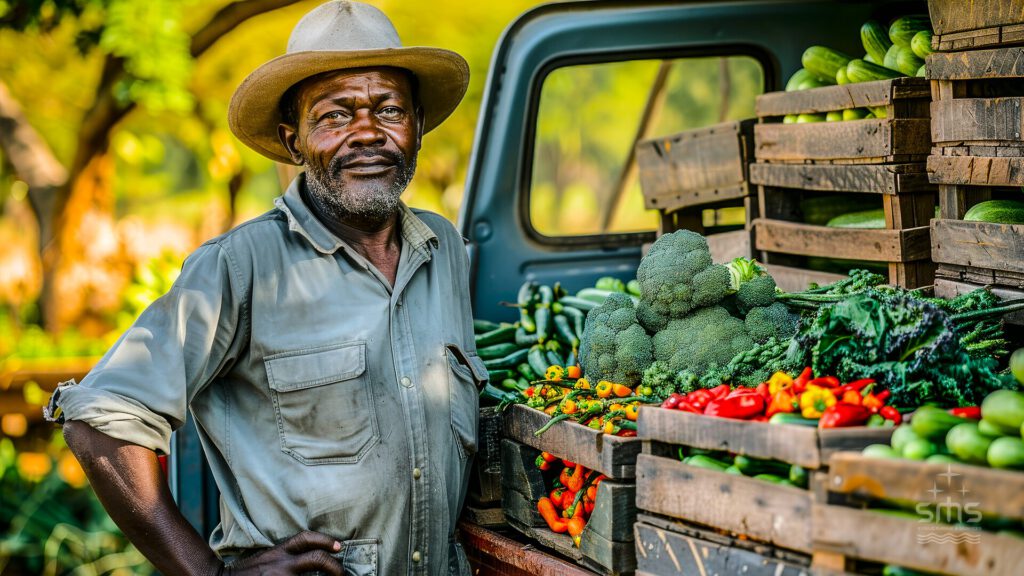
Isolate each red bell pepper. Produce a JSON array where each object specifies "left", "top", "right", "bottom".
[
  {"left": 880, "top": 405, "right": 902, "bottom": 424},
  {"left": 818, "top": 402, "right": 872, "bottom": 428},
  {"left": 704, "top": 393, "right": 765, "bottom": 420},
  {"left": 661, "top": 393, "right": 683, "bottom": 410},
  {"left": 949, "top": 406, "right": 981, "bottom": 420},
  {"left": 727, "top": 386, "right": 755, "bottom": 398},
  {"left": 686, "top": 389, "right": 715, "bottom": 410},
  {"left": 709, "top": 384, "right": 731, "bottom": 400},
  {"left": 676, "top": 400, "right": 701, "bottom": 414}
]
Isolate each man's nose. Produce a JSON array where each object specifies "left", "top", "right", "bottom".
[{"left": 348, "top": 110, "right": 386, "bottom": 148}]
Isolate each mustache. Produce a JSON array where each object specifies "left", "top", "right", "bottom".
[{"left": 329, "top": 149, "right": 405, "bottom": 176}]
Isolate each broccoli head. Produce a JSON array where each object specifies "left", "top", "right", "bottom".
[
  {"left": 652, "top": 305, "right": 755, "bottom": 375},
  {"left": 636, "top": 230, "right": 731, "bottom": 332},
  {"left": 724, "top": 257, "right": 777, "bottom": 313},
  {"left": 745, "top": 302, "right": 798, "bottom": 344},
  {"left": 579, "top": 293, "right": 654, "bottom": 385}
]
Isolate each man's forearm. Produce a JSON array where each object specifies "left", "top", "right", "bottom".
[{"left": 63, "top": 420, "right": 223, "bottom": 576}]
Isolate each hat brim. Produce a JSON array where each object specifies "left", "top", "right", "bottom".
[{"left": 228, "top": 47, "right": 469, "bottom": 165}]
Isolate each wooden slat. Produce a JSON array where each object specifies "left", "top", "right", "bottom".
[
  {"left": 633, "top": 521, "right": 812, "bottom": 576},
  {"left": 749, "top": 162, "right": 932, "bottom": 195},
  {"left": 636, "top": 454, "right": 814, "bottom": 553},
  {"left": 931, "top": 98, "right": 1024, "bottom": 145},
  {"left": 930, "top": 218, "right": 1024, "bottom": 273},
  {"left": 505, "top": 504, "right": 637, "bottom": 575},
  {"left": 753, "top": 219, "right": 932, "bottom": 262},
  {"left": 926, "top": 46, "right": 1024, "bottom": 80},
  {"left": 755, "top": 78, "right": 929, "bottom": 117},
  {"left": 812, "top": 504, "right": 1024, "bottom": 576},
  {"left": 755, "top": 119, "right": 931, "bottom": 163},
  {"left": 934, "top": 277, "right": 1024, "bottom": 324},
  {"left": 928, "top": 0, "right": 1024, "bottom": 37},
  {"left": 469, "top": 407, "right": 503, "bottom": 505},
  {"left": 637, "top": 407, "right": 894, "bottom": 469},
  {"left": 763, "top": 264, "right": 847, "bottom": 293},
  {"left": 936, "top": 262, "right": 1024, "bottom": 288},
  {"left": 502, "top": 404, "right": 641, "bottom": 480},
  {"left": 457, "top": 520, "right": 595, "bottom": 576},
  {"left": 705, "top": 229, "right": 751, "bottom": 263},
  {"left": 461, "top": 505, "right": 506, "bottom": 528},
  {"left": 928, "top": 154, "right": 1024, "bottom": 186},
  {"left": 500, "top": 438, "right": 548, "bottom": 502},
  {"left": 828, "top": 452, "right": 1024, "bottom": 522}
]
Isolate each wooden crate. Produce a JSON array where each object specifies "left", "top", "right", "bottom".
[
  {"left": 634, "top": 514, "right": 813, "bottom": 576},
  {"left": 933, "top": 264, "right": 1024, "bottom": 325},
  {"left": 754, "top": 78, "right": 931, "bottom": 165},
  {"left": 502, "top": 403, "right": 642, "bottom": 480},
  {"left": 751, "top": 161, "right": 937, "bottom": 288},
  {"left": 457, "top": 519, "right": 595, "bottom": 576},
  {"left": 928, "top": 0, "right": 1024, "bottom": 51},
  {"left": 501, "top": 439, "right": 637, "bottom": 575},
  {"left": 811, "top": 451, "right": 1024, "bottom": 575},
  {"left": 637, "top": 120, "right": 757, "bottom": 261},
  {"left": 468, "top": 406, "right": 503, "bottom": 506},
  {"left": 927, "top": 46, "right": 1024, "bottom": 304}
]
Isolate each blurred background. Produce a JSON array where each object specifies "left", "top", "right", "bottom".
[{"left": 0, "top": 0, "right": 759, "bottom": 573}]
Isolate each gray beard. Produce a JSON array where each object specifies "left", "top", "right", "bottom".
[{"left": 304, "top": 154, "right": 416, "bottom": 224}]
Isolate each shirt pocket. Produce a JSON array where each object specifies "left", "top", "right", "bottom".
[
  {"left": 265, "top": 341, "right": 379, "bottom": 465},
  {"left": 445, "top": 344, "right": 485, "bottom": 461}
]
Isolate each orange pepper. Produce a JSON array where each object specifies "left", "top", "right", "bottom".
[
  {"left": 625, "top": 403, "right": 640, "bottom": 421},
  {"left": 567, "top": 510, "right": 586, "bottom": 545},
  {"left": 574, "top": 377, "right": 591, "bottom": 390},
  {"left": 612, "top": 383, "right": 633, "bottom": 398},
  {"left": 766, "top": 388, "right": 796, "bottom": 418},
  {"left": 565, "top": 463, "right": 585, "bottom": 493},
  {"left": 567, "top": 365, "right": 582, "bottom": 379},
  {"left": 560, "top": 398, "right": 578, "bottom": 415},
  {"left": 603, "top": 420, "right": 617, "bottom": 434},
  {"left": 609, "top": 403, "right": 624, "bottom": 412},
  {"left": 537, "top": 497, "right": 569, "bottom": 533},
  {"left": 550, "top": 488, "right": 566, "bottom": 509},
  {"left": 544, "top": 404, "right": 558, "bottom": 415},
  {"left": 595, "top": 381, "right": 614, "bottom": 399},
  {"left": 841, "top": 390, "right": 862, "bottom": 405}
]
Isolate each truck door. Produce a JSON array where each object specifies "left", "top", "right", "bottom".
[{"left": 462, "top": 0, "right": 921, "bottom": 323}]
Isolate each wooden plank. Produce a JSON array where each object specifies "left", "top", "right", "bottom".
[
  {"left": 633, "top": 521, "right": 813, "bottom": 576},
  {"left": 500, "top": 438, "right": 548, "bottom": 502},
  {"left": 937, "top": 184, "right": 991, "bottom": 220},
  {"left": 755, "top": 78, "right": 929, "bottom": 117},
  {"left": 884, "top": 192, "right": 936, "bottom": 229},
  {"left": 461, "top": 505, "right": 506, "bottom": 528},
  {"left": 635, "top": 454, "right": 814, "bottom": 553},
  {"left": 932, "top": 98, "right": 1024, "bottom": 145},
  {"left": 812, "top": 504, "right": 1024, "bottom": 576},
  {"left": 502, "top": 404, "right": 641, "bottom": 480},
  {"left": 753, "top": 219, "right": 932, "bottom": 262},
  {"left": 828, "top": 452, "right": 1024, "bottom": 522},
  {"left": 930, "top": 218, "right": 1024, "bottom": 273},
  {"left": 705, "top": 229, "right": 751, "bottom": 262},
  {"left": 764, "top": 264, "right": 847, "bottom": 293},
  {"left": 457, "top": 520, "right": 596, "bottom": 576},
  {"left": 928, "top": 0, "right": 1024, "bottom": 37},
  {"left": 469, "top": 406, "right": 504, "bottom": 505},
  {"left": 928, "top": 154, "right": 1024, "bottom": 186},
  {"left": 502, "top": 484, "right": 547, "bottom": 529},
  {"left": 585, "top": 480, "right": 637, "bottom": 543},
  {"left": 755, "top": 119, "right": 931, "bottom": 163},
  {"left": 934, "top": 277, "right": 1024, "bottom": 324},
  {"left": 926, "top": 46, "right": 1024, "bottom": 80},
  {"left": 749, "top": 162, "right": 932, "bottom": 195}
]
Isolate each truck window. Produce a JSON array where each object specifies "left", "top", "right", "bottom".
[{"left": 529, "top": 55, "right": 764, "bottom": 238}]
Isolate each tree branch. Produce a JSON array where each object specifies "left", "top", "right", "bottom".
[{"left": 191, "top": 0, "right": 302, "bottom": 57}]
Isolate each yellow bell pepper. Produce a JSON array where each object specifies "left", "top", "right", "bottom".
[
  {"left": 595, "top": 380, "right": 614, "bottom": 399},
  {"left": 767, "top": 371, "right": 794, "bottom": 395},
  {"left": 799, "top": 385, "right": 836, "bottom": 419}
]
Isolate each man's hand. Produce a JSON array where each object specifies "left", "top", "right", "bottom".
[{"left": 224, "top": 531, "right": 344, "bottom": 575}]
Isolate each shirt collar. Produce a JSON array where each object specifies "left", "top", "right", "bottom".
[{"left": 274, "top": 174, "right": 438, "bottom": 255}]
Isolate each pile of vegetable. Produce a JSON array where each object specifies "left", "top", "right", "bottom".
[
  {"left": 534, "top": 455, "right": 606, "bottom": 546},
  {"left": 676, "top": 448, "right": 809, "bottom": 489},
  {"left": 523, "top": 367, "right": 655, "bottom": 437},
  {"left": 659, "top": 368, "right": 901, "bottom": 428}
]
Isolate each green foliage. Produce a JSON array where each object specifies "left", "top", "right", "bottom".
[{"left": 579, "top": 292, "right": 653, "bottom": 385}]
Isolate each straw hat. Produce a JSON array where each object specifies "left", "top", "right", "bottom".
[{"left": 228, "top": 0, "right": 470, "bottom": 164}]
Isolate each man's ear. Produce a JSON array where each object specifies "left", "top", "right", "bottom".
[
  {"left": 278, "top": 123, "right": 304, "bottom": 165},
  {"left": 415, "top": 107, "right": 425, "bottom": 151}
]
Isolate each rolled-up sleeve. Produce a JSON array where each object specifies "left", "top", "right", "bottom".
[{"left": 51, "top": 241, "right": 245, "bottom": 453}]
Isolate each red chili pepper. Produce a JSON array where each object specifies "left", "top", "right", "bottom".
[
  {"left": 617, "top": 429, "right": 638, "bottom": 437},
  {"left": 949, "top": 406, "right": 982, "bottom": 420},
  {"left": 541, "top": 452, "right": 559, "bottom": 463},
  {"left": 686, "top": 389, "right": 715, "bottom": 410},
  {"left": 793, "top": 367, "right": 813, "bottom": 393},
  {"left": 808, "top": 376, "right": 840, "bottom": 388},
  {"left": 525, "top": 386, "right": 535, "bottom": 397},
  {"left": 562, "top": 459, "right": 576, "bottom": 468},
  {"left": 661, "top": 393, "right": 683, "bottom": 410},
  {"left": 709, "top": 384, "right": 731, "bottom": 400},
  {"left": 880, "top": 405, "right": 902, "bottom": 424},
  {"left": 704, "top": 394, "right": 765, "bottom": 420},
  {"left": 550, "top": 488, "right": 566, "bottom": 509},
  {"left": 875, "top": 390, "right": 891, "bottom": 402},
  {"left": 839, "top": 378, "right": 876, "bottom": 393},
  {"left": 818, "top": 402, "right": 872, "bottom": 429}
]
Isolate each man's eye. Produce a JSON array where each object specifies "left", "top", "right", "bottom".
[
  {"left": 321, "top": 111, "right": 349, "bottom": 122},
  {"left": 378, "top": 107, "right": 404, "bottom": 121}
]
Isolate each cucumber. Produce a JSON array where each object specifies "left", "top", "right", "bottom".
[
  {"left": 545, "top": 349, "right": 564, "bottom": 369},
  {"left": 783, "top": 114, "right": 798, "bottom": 124},
  {"left": 911, "top": 30, "right": 933, "bottom": 58},
  {"left": 982, "top": 389, "right": 1024, "bottom": 432},
  {"left": 916, "top": 64, "right": 927, "bottom": 77},
  {"left": 847, "top": 59, "right": 904, "bottom": 83},
  {"left": 576, "top": 287, "right": 614, "bottom": 303},
  {"left": 487, "top": 369, "right": 515, "bottom": 382},
  {"left": 478, "top": 342, "right": 520, "bottom": 360},
  {"left": 724, "top": 465, "right": 743, "bottom": 475},
  {"left": 870, "top": 106, "right": 888, "bottom": 118},
  {"left": 517, "top": 281, "right": 537, "bottom": 332},
  {"left": 474, "top": 319, "right": 500, "bottom": 333},
  {"left": 978, "top": 417, "right": 1009, "bottom": 437},
  {"left": 802, "top": 46, "right": 852, "bottom": 83},
  {"left": 557, "top": 296, "right": 599, "bottom": 312},
  {"left": 911, "top": 405, "right": 969, "bottom": 440},
  {"left": 863, "top": 443, "right": 901, "bottom": 459},
  {"left": 889, "top": 16, "right": 931, "bottom": 49},
  {"left": 753, "top": 473, "right": 795, "bottom": 486},
  {"left": 861, "top": 20, "right": 893, "bottom": 64},
  {"left": 925, "top": 454, "right": 962, "bottom": 465},
  {"left": 786, "top": 68, "right": 815, "bottom": 91},
  {"left": 553, "top": 314, "right": 579, "bottom": 348},
  {"left": 560, "top": 306, "right": 586, "bottom": 340},
  {"left": 534, "top": 306, "right": 551, "bottom": 343},
  {"left": 626, "top": 279, "right": 641, "bottom": 297},
  {"left": 515, "top": 327, "right": 540, "bottom": 347},
  {"left": 483, "top": 348, "right": 531, "bottom": 370},
  {"left": 527, "top": 345, "right": 549, "bottom": 379},
  {"left": 963, "top": 200, "right": 1024, "bottom": 224},
  {"left": 895, "top": 47, "right": 925, "bottom": 76},
  {"left": 734, "top": 455, "right": 790, "bottom": 476},
  {"left": 537, "top": 285, "right": 554, "bottom": 306},
  {"left": 987, "top": 436, "right": 1024, "bottom": 469},
  {"left": 903, "top": 437, "right": 939, "bottom": 460},
  {"left": 891, "top": 425, "right": 924, "bottom": 454},
  {"left": 826, "top": 110, "right": 844, "bottom": 122},
  {"left": 796, "top": 77, "right": 829, "bottom": 90},
  {"left": 836, "top": 66, "right": 849, "bottom": 85},
  {"left": 883, "top": 44, "right": 902, "bottom": 72},
  {"left": 516, "top": 362, "right": 539, "bottom": 381},
  {"left": 864, "top": 52, "right": 878, "bottom": 64},
  {"left": 768, "top": 413, "right": 819, "bottom": 427},
  {"left": 946, "top": 422, "right": 996, "bottom": 465},
  {"left": 827, "top": 209, "right": 886, "bottom": 229},
  {"left": 843, "top": 107, "right": 871, "bottom": 121},
  {"left": 789, "top": 464, "right": 809, "bottom": 488},
  {"left": 476, "top": 325, "right": 517, "bottom": 347},
  {"left": 499, "top": 378, "right": 521, "bottom": 392},
  {"left": 684, "top": 455, "right": 731, "bottom": 472},
  {"left": 796, "top": 113, "right": 826, "bottom": 123}
]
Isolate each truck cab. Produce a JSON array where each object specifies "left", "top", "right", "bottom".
[{"left": 171, "top": 0, "right": 924, "bottom": 541}]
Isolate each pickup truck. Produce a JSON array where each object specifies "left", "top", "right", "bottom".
[{"left": 170, "top": 0, "right": 923, "bottom": 542}]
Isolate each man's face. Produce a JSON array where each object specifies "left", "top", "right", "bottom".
[{"left": 280, "top": 67, "right": 421, "bottom": 223}]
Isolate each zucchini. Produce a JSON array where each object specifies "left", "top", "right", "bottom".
[
  {"left": 733, "top": 455, "right": 790, "bottom": 476},
  {"left": 946, "top": 422, "right": 995, "bottom": 465},
  {"left": 478, "top": 342, "right": 520, "bottom": 360},
  {"left": 883, "top": 44, "right": 901, "bottom": 72},
  {"left": 474, "top": 319, "right": 500, "bottom": 333},
  {"left": 827, "top": 209, "right": 886, "bottom": 229},
  {"left": 895, "top": 47, "right": 924, "bottom": 76},
  {"left": 557, "top": 296, "right": 599, "bottom": 312},
  {"left": 483, "top": 348, "right": 531, "bottom": 370},
  {"left": 534, "top": 306, "right": 551, "bottom": 343},
  {"left": 487, "top": 369, "right": 515, "bottom": 382},
  {"left": 911, "top": 30, "right": 933, "bottom": 58},
  {"left": 911, "top": 405, "right": 969, "bottom": 440},
  {"left": 802, "top": 46, "right": 852, "bottom": 83},
  {"left": 516, "top": 362, "right": 539, "bottom": 381},
  {"left": 560, "top": 306, "right": 586, "bottom": 340},
  {"left": 847, "top": 59, "right": 903, "bottom": 83},
  {"left": 515, "top": 326, "right": 540, "bottom": 347},
  {"left": 889, "top": 16, "right": 931, "bottom": 49},
  {"left": 796, "top": 113, "right": 825, "bottom": 123},
  {"left": 987, "top": 436, "right": 1024, "bottom": 469},
  {"left": 553, "top": 314, "right": 579, "bottom": 348},
  {"left": 684, "top": 455, "right": 731, "bottom": 473},
  {"left": 826, "top": 110, "right": 844, "bottom": 122},
  {"left": 843, "top": 107, "right": 871, "bottom": 121},
  {"left": 475, "top": 325, "right": 517, "bottom": 347},
  {"left": 963, "top": 200, "right": 1024, "bottom": 224},
  {"left": 785, "top": 68, "right": 814, "bottom": 91},
  {"left": 861, "top": 20, "right": 893, "bottom": 64},
  {"left": 783, "top": 114, "right": 798, "bottom": 124},
  {"left": 981, "top": 389, "right": 1024, "bottom": 430},
  {"left": 527, "top": 345, "right": 549, "bottom": 378},
  {"left": 836, "top": 66, "right": 849, "bottom": 85}
]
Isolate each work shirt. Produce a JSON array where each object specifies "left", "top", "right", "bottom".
[{"left": 47, "top": 175, "right": 485, "bottom": 576}]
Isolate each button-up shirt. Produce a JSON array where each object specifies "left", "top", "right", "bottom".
[{"left": 49, "top": 175, "right": 485, "bottom": 575}]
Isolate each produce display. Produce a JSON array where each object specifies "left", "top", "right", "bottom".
[
  {"left": 524, "top": 369, "right": 649, "bottom": 437},
  {"left": 533, "top": 455, "right": 606, "bottom": 546}
]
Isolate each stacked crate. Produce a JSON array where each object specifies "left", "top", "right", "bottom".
[
  {"left": 636, "top": 119, "right": 757, "bottom": 262},
  {"left": 750, "top": 78, "right": 938, "bottom": 292},
  {"left": 926, "top": 0, "right": 1024, "bottom": 322},
  {"left": 462, "top": 406, "right": 506, "bottom": 527},
  {"left": 501, "top": 404, "right": 640, "bottom": 575},
  {"left": 812, "top": 452, "right": 1024, "bottom": 575},
  {"left": 633, "top": 407, "right": 893, "bottom": 576}
]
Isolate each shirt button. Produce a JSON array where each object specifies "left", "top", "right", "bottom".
[
  {"left": 413, "top": 467, "right": 422, "bottom": 479},
  {"left": 412, "top": 551, "right": 421, "bottom": 563},
  {"left": 400, "top": 377, "right": 412, "bottom": 387}
]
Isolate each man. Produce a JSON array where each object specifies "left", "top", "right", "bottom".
[{"left": 45, "top": 2, "right": 484, "bottom": 574}]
